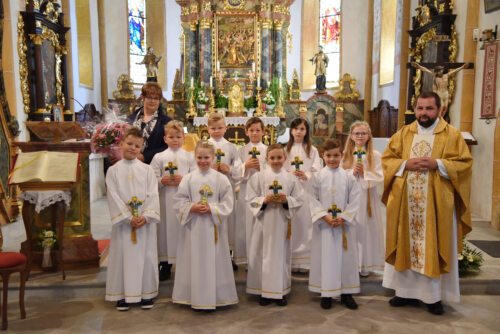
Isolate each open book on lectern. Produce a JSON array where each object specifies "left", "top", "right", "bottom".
[{"left": 9, "top": 151, "right": 79, "bottom": 184}]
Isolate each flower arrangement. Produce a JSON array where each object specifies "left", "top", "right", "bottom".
[
  {"left": 91, "top": 122, "right": 130, "bottom": 153},
  {"left": 38, "top": 230, "right": 57, "bottom": 249},
  {"left": 262, "top": 90, "right": 275, "bottom": 105},
  {"left": 458, "top": 240, "right": 484, "bottom": 276},
  {"left": 196, "top": 90, "right": 209, "bottom": 105}
]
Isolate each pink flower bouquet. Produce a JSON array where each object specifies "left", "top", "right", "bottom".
[{"left": 91, "top": 122, "right": 130, "bottom": 155}]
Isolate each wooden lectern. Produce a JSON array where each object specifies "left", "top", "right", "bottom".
[{"left": 13, "top": 122, "right": 99, "bottom": 278}]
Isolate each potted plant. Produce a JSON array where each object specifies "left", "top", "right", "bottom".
[
  {"left": 244, "top": 96, "right": 257, "bottom": 116},
  {"left": 215, "top": 93, "right": 228, "bottom": 115}
]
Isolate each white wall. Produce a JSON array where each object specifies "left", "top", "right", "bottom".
[
  {"left": 470, "top": 1, "right": 499, "bottom": 220},
  {"left": 68, "top": 0, "right": 102, "bottom": 111},
  {"left": 370, "top": 0, "right": 404, "bottom": 109},
  {"left": 3, "top": 0, "right": 29, "bottom": 141},
  {"left": 164, "top": 0, "right": 182, "bottom": 99},
  {"left": 104, "top": 0, "right": 128, "bottom": 99}
]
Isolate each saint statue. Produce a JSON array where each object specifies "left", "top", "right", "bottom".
[
  {"left": 411, "top": 62, "right": 468, "bottom": 118},
  {"left": 137, "top": 47, "right": 162, "bottom": 81},
  {"left": 309, "top": 46, "right": 329, "bottom": 92}
]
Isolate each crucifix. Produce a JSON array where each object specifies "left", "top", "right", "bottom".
[
  {"left": 269, "top": 180, "right": 283, "bottom": 196},
  {"left": 228, "top": 131, "right": 246, "bottom": 146},
  {"left": 328, "top": 204, "right": 347, "bottom": 249},
  {"left": 198, "top": 184, "right": 217, "bottom": 243},
  {"left": 353, "top": 148, "right": 366, "bottom": 164},
  {"left": 291, "top": 156, "right": 304, "bottom": 171},
  {"left": 215, "top": 148, "right": 225, "bottom": 167},
  {"left": 127, "top": 196, "right": 144, "bottom": 244},
  {"left": 249, "top": 146, "right": 261, "bottom": 159},
  {"left": 165, "top": 161, "right": 178, "bottom": 176}
]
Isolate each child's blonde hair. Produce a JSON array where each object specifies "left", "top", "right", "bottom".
[
  {"left": 266, "top": 143, "right": 286, "bottom": 157},
  {"left": 342, "top": 121, "right": 374, "bottom": 171},
  {"left": 207, "top": 112, "right": 226, "bottom": 126},
  {"left": 124, "top": 127, "right": 144, "bottom": 141},
  {"left": 164, "top": 120, "right": 184, "bottom": 135},
  {"left": 194, "top": 140, "right": 215, "bottom": 155}
]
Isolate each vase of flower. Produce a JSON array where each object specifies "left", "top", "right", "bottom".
[{"left": 39, "top": 230, "right": 57, "bottom": 268}]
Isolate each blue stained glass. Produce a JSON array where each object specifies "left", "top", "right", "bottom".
[
  {"left": 129, "top": 0, "right": 147, "bottom": 83},
  {"left": 319, "top": 0, "right": 341, "bottom": 87},
  {"left": 129, "top": 16, "right": 146, "bottom": 55}
]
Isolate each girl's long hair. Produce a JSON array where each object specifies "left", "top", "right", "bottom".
[
  {"left": 286, "top": 118, "right": 312, "bottom": 158},
  {"left": 342, "top": 121, "right": 374, "bottom": 172}
]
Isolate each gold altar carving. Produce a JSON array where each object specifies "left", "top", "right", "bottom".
[
  {"left": 19, "top": 19, "right": 66, "bottom": 112},
  {"left": 334, "top": 73, "right": 360, "bottom": 102},
  {"left": 216, "top": 14, "right": 257, "bottom": 69},
  {"left": 17, "top": 14, "right": 30, "bottom": 114},
  {"left": 409, "top": 28, "right": 436, "bottom": 107},
  {"left": 112, "top": 74, "right": 136, "bottom": 100},
  {"left": 228, "top": 83, "right": 245, "bottom": 115},
  {"left": 223, "top": 0, "right": 246, "bottom": 11}
]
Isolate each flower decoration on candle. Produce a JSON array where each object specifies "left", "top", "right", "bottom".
[{"left": 127, "top": 196, "right": 144, "bottom": 244}]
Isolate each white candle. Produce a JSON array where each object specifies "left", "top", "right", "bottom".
[
  {"left": 217, "top": 61, "right": 220, "bottom": 71},
  {"left": 210, "top": 76, "right": 213, "bottom": 88},
  {"left": 257, "top": 77, "right": 261, "bottom": 89},
  {"left": 252, "top": 62, "right": 255, "bottom": 72},
  {"left": 279, "top": 77, "right": 282, "bottom": 88},
  {"left": 190, "top": 77, "right": 194, "bottom": 88}
]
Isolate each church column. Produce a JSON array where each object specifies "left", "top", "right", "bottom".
[
  {"left": 199, "top": 1, "right": 213, "bottom": 86},
  {"left": 260, "top": 20, "right": 272, "bottom": 89},
  {"left": 188, "top": 22, "right": 198, "bottom": 82},
  {"left": 273, "top": 20, "right": 283, "bottom": 81}
]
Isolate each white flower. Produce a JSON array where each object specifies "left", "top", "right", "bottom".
[
  {"left": 467, "top": 255, "right": 474, "bottom": 262},
  {"left": 458, "top": 253, "right": 464, "bottom": 261},
  {"left": 45, "top": 231, "right": 54, "bottom": 238}
]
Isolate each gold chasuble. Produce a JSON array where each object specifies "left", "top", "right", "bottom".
[{"left": 382, "top": 119, "right": 472, "bottom": 279}]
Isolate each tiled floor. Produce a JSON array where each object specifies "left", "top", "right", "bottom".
[{"left": 2, "top": 197, "right": 500, "bottom": 333}]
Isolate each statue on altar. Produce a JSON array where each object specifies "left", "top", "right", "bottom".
[
  {"left": 137, "top": 47, "right": 162, "bottom": 82},
  {"left": 411, "top": 62, "right": 468, "bottom": 118},
  {"left": 228, "top": 84, "right": 244, "bottom": 114},
  {"left": 310, "top": 46, "right": 329, "bottom": 92}
]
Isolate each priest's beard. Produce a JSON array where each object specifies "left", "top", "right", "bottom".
[{"left": 417, "top": 115, "right": 437, "bottom": 128}]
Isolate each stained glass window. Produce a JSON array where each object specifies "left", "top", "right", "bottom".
[
  {"left": 319, "top": 0, "right": 341, "bottom": 87},
  {"left": 128, "top": 0, "right": 147, "bottom": 84}
]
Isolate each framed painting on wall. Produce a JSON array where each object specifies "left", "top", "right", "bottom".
[{"left": 484, "top": 0, "right": 500, "bottom": 13}]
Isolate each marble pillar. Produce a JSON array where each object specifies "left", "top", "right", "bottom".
[
  {"left": 200, "top": 26, "right": 212, "bottom": 86},
  {"left": 261, "top": 23, "right": 272, "bottom": 89},
  {"left": 274, "top": 23, "right": 283, "bottom": 80},
  {"left": 188, "top": 24, "right": 198, "bottom": 82}
]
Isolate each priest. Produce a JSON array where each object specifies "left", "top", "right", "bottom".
[{"left": 381, "top": 91, "right": 472, "bottom": 315}]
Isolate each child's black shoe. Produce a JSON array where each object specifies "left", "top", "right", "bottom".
[
  {"left": 140, "top": 299, "right": 155, "bottom": 309},
  {"left": 320, "top": 297, "right": 332, "bottom": 309},
  {"left": 116, "top": 299, "right": 130, "bottom": 311}
]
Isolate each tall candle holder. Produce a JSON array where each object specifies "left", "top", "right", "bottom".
[{"left": 254, "top": 85, "right": 264, "bottom": 117}]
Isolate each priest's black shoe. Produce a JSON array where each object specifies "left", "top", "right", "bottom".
[
  {"left": 389, "top": 296, "right": 411, "bottom": 307},
  {"left": 259, "top": 297, "right": 273, "bottom": 306},
  {"left": 426, "top": 301, "right": 444, "bottom": 315},
  {"left": 116, "top": 299, "right": 130, "bottom": 311},
  {"left": 340, "top": 294, "right": 358, "bottom": 310},
  {"left": 320, "top": 297, "right": 332, "bottom": 309},
  {"left": 159, "top": 262, "right": 171, "bottom": 281},
  {"left": 275, "top": 297, "right": 287, "bottom": 307}
]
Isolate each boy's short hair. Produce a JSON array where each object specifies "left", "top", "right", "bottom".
[
  {"left": 207, "top": 112, "right": 226, "bottom": 126},
  {"left": 266, "top": 143, "right": 285, "bottom": 156},
  {"left": 165, "top": 120, "right": 184, "bottom": 134},
  {"left": 195, "top": 140, "right": 215, "bottom": 155},
  {"left": 322, "top": 139, "right": 342, "bottom": 153},
  {"left": 124, "top": 127, "right": 144, "bottom": 141},
  {"left": 245, "top": 117, "right": 264, "bottom": 130}
]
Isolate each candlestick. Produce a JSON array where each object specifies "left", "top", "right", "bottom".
[{"left": 190, "top": 77, "right": 194, "bottom": 88}]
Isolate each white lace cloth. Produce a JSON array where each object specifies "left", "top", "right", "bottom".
[
  {"left": 21, "top": 190, "right": 72, "bottom": 213},
  {"left": 193, "top": 116, "right": 281, "bottom": 127}
]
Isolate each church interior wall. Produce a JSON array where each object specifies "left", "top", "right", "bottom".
[
  {"left": 68, "top": 0, "right": 102, "bottom": 112},
  {"left": 164, "top": 0, "right": 182, "bottom": 99},
  {"left": 3, "top": 0, "right": 28, "bottom": 141},
  {"left": 470, "top": 0, "right": 499, "bottom": 221}
]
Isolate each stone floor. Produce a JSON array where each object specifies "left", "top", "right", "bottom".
[{"left": 2, "top": 197, "right": 500, "bottom": 333}]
